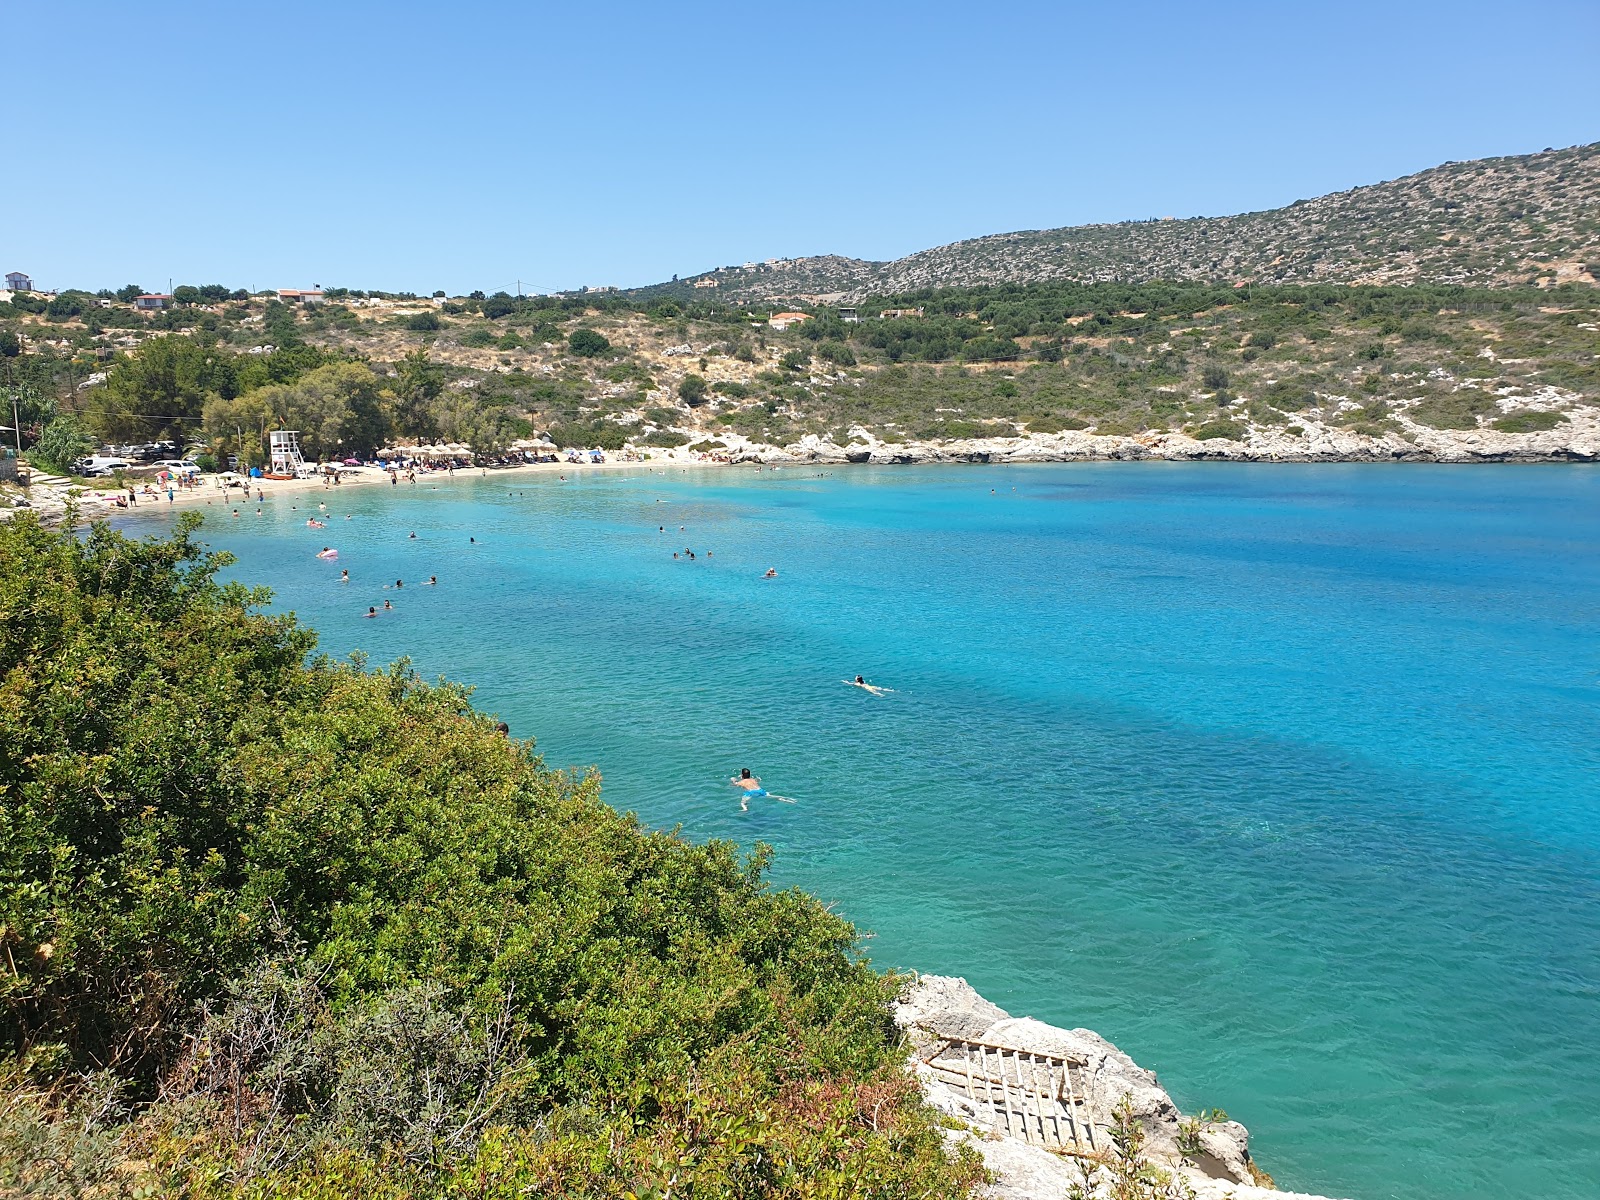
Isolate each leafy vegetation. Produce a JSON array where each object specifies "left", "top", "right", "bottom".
[
  {"left": 4, "top": 270, "right": 1595, "bottom": 467},
  {"left": 0, "top": 515, "right": 983, "bottom": 1198}
]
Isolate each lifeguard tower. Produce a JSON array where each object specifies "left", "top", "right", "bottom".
[{"left": 267, "top": 430, "right": 313, "bottom": 478}]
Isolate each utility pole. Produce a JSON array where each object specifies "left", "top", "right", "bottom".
[{"left": 11, "top": 392, "right": 21, "bottom": 455}]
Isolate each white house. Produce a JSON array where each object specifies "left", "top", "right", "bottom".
[
  {"left": 135, "top": 294, "right": 172, "bottom": 311},
  {"left": 5, "top": 271, "right": 33, "bottom": 292},
  {"left": 276, "top": 289, "right": 326, "bottom": 305}
]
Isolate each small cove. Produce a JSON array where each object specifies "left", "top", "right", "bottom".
[{"left": 124, "top": 462, "right": 1600, "bottom": 1200}]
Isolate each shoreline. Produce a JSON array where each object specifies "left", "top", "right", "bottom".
[{"left": 12, "top": 438, "right": 1596, "bottom": 529}]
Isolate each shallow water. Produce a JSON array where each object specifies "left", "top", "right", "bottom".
[{"left": 128, "top": 463, "right": 1600, "bottom": 1199}]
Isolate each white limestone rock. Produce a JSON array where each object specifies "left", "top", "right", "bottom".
[{"left": 897, "top": 975, "right": 1352, "bottom": 1200}]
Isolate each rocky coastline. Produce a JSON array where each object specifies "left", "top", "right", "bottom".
[
  {"left": 896, "top": 975, "right": 1349, "bottom": 1200},
  {"left": 704, "top": 401, "right": 1600, "bottom": 467}
]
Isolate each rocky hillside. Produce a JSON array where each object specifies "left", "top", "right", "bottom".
[{"left": 643, "top": 143, "right": 1600, "bottom": 302}]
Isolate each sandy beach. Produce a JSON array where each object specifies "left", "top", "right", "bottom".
[{"left": 11, "top": 453, "right": 739, "bottom": 527}]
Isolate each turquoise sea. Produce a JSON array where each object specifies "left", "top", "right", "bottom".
[{"left": 127, "top": 463, "right": 1600, "bottom": 1200}]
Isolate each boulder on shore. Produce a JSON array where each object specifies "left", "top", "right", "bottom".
[{"left": 895, "top": 975, "right": 1351, "bottom": 1200}]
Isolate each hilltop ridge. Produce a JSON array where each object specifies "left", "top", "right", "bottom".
[{"left": 641, "top": 142, "right": 1600, "bottom": 302}]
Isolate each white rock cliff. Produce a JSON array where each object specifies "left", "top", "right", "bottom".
[{"left": 895, "top": 975, "right": 1350, "bottom": 1200}]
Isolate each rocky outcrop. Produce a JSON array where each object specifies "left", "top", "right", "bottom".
[
  {"left": 896, "top": 975, "right": 1350, "bottom": 1200},
  {"left": 698, "top": 404, "right": 1600, "bottom": 467}
]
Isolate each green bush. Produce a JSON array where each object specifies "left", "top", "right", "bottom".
[
  {"left": 1409, "top": 388, "right": 1498, "bottom": 429},
  {"left": 639, "top": 429, "right": 690, "bottom": 447},
  {"left": 679, "top": 374, "right": 709, "bottom": 405},
  {"left": 568, "top": 329, "right": 610, "bottom": 357},
  {"left": 404, "top": 312, "right": 440, "bottom": 332},
  {"left": 1191, "top": 419, "right": 1247, "bottom": 441},
  {"left": 30, "top": 415, "right": 94, "bottom": 473},
  {"left": 1492, "top": 408, "right": 1565, "bottom": 433}
]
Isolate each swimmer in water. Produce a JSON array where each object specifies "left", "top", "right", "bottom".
[
  {"left": 364, "top": 606, "right": 377, "bottom": 618},
  {"left": 763, "top": 568, "right": 778, "bottom": 578},
  {"left": 340, "top": 569, "right": 350, "bottom": 582},
  {"left": 408, "top": 531, "right": 417, "bottom": 539},
  {"left": 730, "top": 767, "right": 795, "bottom": 812},
  {"left": 846, "top": 675, "right": 893, "bottom": 696},
  {"left": 394, "top": 579, "right": 403, "bottom": 589},
  {"left": 383, "top": 599, "right": 394, "bottom": 610},
  {"left": 425, "top": 575, "right": 437, "bottom": 585}
]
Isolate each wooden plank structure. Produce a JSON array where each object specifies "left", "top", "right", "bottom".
[{"left": 921, "top": 1036, "right": 1098, "bottom": 1152}]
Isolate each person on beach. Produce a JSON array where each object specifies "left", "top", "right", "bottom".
[{"left": 731, "top": 768, "right": 794, "bottom": 812}]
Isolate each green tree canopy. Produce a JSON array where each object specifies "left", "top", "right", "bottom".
[
  {"left": 678, "top": 373, "right": 709, "bottom": 405},
  {"left": 30, "top": 414, "right": 94, "bottom": 472},
  {"left": 568, "top": 328, "right": 610, "bottom": 357}
]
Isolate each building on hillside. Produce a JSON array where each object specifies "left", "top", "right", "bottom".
[
  {"left": 692, "top": 277, "right": 719, "bottom": 288},
  {"left": 880, "top": 307, "right": 925, "bottom": 319},
  {"left": 135, "top": 294, "right": 172, "bottom": 311},
  {"left": 838, "top": 307, "right": 859, "bottom": 324},
  {"left": 5, "top": 272, "right": 33, "bottom": 292},
  {"left": 768, "top": 311, "right": 810, "bottom": 331},
  {"left": 277, "top": 288, "right": 326, "bottom": 305}
]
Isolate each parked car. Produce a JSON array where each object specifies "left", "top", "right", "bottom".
[
  {"left": 74, "top": 456, "right": 132, "bottom": 477},
  {"left": 152, "top": 458, "right": 201, "bottom": 476}
]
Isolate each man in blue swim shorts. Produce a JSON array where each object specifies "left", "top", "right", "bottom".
[{"left": 732, "top": 767, "right": 796, "bottom": 811}]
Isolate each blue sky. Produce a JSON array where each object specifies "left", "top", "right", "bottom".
[{"left": 9, "top": 1, "right": 1597, "bottom": 295}]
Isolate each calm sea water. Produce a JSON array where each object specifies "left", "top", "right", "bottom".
[{"left": 127, "top": 464, "right": 1600, "bottom": 1200}]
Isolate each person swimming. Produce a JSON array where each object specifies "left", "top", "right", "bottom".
[
  {"left": 364, "top": 606, "right": 377, "bottom": 618},
  {"left": 763, "top": 568, "right": 778, "bottom": 578},
  {"left": 425, "top": 575, "right": 437, "bottom": 585},
  {"left": 408, "top": 531, "right": 417, "bottom": 539},
  {"left": 846, "top": 675, "right": 893, "bottom": 696},
  {"left": 383, "top": 599, "right": 394, "bottom": 610},
  {"left": 340, "top": 569, "right": 350, "bottom": 582},
  {"left": 730, "top": 767, "right": 795, "bottom": 811},
  {"left": 394, "top": 579, "right": 403, "bottom": 588}
]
